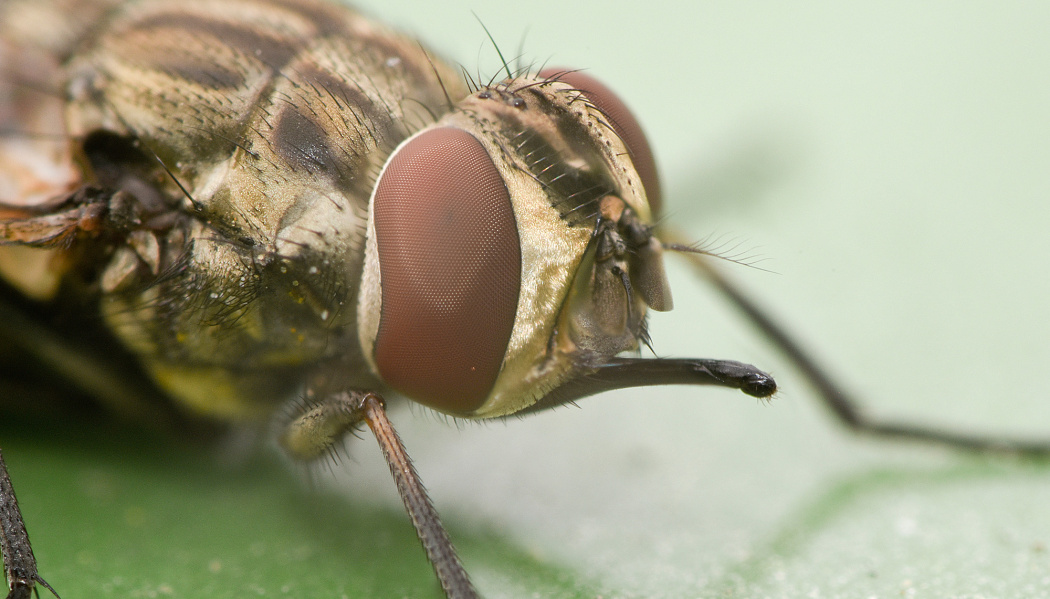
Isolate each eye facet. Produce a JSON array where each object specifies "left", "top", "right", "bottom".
[
  {"left": 540, "top": 68, "right": 662, "bottom": 215},
  {"left": 372, "top": 127, "right": 521, "bottom": 415}
]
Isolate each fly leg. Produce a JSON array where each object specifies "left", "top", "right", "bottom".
[
  {"left": 670, "top": 241, "right": 1050, "bottom": 456},
  {"left": 279, "top": 391, "right": 478, "bottom": 599},
  {"left": 0, "top": 448, "right": 58, "bottom": 599}
]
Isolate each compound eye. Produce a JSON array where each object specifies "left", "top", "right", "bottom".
[
  {"left": 540, "top": 68, "right": 662, "bottom": 215},
  {"left": 372, "top": 127, "right": 521, "bottom": 415}
]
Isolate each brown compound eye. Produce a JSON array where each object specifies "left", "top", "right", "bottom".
[
  {"left": 539, "top": 68, "right": 662, "bottom": 215},
  {"left": 372, "top": 127, "right": 521, "bottom": 415}
]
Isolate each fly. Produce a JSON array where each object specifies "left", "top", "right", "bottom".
[{"left": 0, "top": 1, "right": 1047, "bottom": 598}]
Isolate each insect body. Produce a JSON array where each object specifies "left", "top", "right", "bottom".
[
  {"left": 0, "top": 0, "right": 774, "bottom": 596},
  {"left": 2, "top": 0, "right": 1048, "bottom": 597}
]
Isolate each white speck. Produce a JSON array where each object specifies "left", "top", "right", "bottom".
[
  {"left": 386, "top": 56, "right": 401, "bottom": 68},
  {"left": 320, "top": 310, "right": 329, "bottom": 321}
]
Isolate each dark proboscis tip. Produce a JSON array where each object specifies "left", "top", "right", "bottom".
[
  {"left": 699, "top": 359, "right": 777, "bottom": 398},
  {"left": 740, "top": 373, "right": 777, "bottom": 398}
]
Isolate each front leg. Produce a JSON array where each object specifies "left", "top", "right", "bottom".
[
  {"left": 0, "top": 449, "right": 58, "bottom": 599},
  {"left": 278, "top": 391, "right": 478, "bottom": 599}
]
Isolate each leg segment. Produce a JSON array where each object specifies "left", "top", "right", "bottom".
[
  {"left": 0, "top": 448, "right": 58, "bottom": 599},
  {"left": 670, "top": 238, "right": 1050, "bottom": 456},
  {"left": 279, "top": 391, "right": 478, "bottom": 599}
]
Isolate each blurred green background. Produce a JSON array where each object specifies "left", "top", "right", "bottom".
[{"left": 5, "top": 1, "right": 1050, "bottom": 597}]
